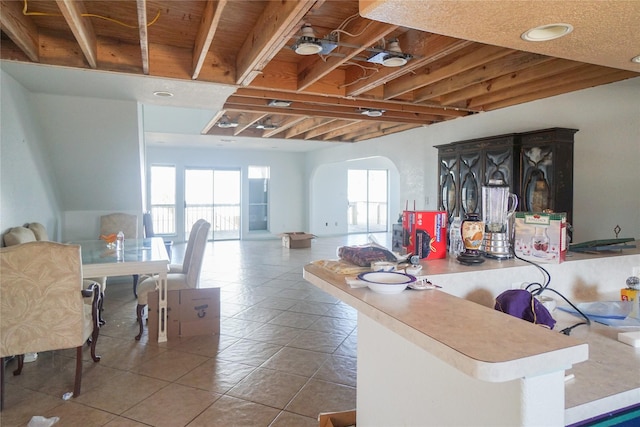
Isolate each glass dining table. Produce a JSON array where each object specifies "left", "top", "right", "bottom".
[{"left": 78, "top": 237, "right": 170, "bottom": 342}]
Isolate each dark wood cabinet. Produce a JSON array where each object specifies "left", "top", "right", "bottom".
[{"left": 436, "top": 128, "right": 577, "bottom": 225}]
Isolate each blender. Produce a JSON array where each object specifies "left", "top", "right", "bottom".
[{"left": 482, "top": 179, "right": 518, "bottom": 259}]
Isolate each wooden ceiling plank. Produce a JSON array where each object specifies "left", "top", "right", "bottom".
[
  {"left": 415, "top": 52, "right": 554, "bottom": 103},
  {"left": 467, "top": 63, "right": 599, "bottom": 109},
  {"left": 383, "top": 44, "right": 512, "bottom": 100},
  {"left": 262, "top": 115, "right": 308, "bottom": 137},
  {"left": 56, "top": 0, "right": 98, "bottom": 68},
  {"left": 346, "top": 33, "right": 473, "bottom": 97},
  {"left": 235, "top": 0, "right": 317, "bottom": 86},
  {"left": 481, "top": 70, "right": 637, "bottom": 111},
  {"left": 0, "top": 0, "right": 39, "bottom": 62},
  {"left": 321, "top": 121, "right": 371, "bottom": 140},
  {"left": 285, "top": 117, "right": 331, "bottom": 138},
  {"left": 439, "top": 58, "right": 583, "bottom": 106},
  {"left": 297, "top": 18, "right": 398, "bottom": 91},
  {"left": 136, "top": 0, "right": 149, "bottom": 75},
  {"left": 305, "top": 119, "right": 354, "bottom": 139},
  {"left": 192, "top": 0, "right": 228, "bottom": 80}
]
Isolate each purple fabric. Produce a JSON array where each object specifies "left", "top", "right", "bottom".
[{"left": 494, "top": 289, "right": 556, "bottom": 329}]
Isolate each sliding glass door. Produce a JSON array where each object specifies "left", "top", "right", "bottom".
[
  {"left": 185, "top": 168, "right": 240, "bottom": 240},
  {"left": 347, "top": 169, "right": 388, "bottom": 233}
]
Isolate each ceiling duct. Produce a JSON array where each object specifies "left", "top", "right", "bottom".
[{"left": 217, "top": 115, "right": 238, "bottom": 128}]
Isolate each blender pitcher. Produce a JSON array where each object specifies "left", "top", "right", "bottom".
[{"left": 482, "top": 179, "right": 518, "bottom": 258}]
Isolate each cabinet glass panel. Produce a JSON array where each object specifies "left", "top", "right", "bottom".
[
  {"left": 461, "top": 173, "right": 478, "bottom": 214},
  {"left": 524, "top": 170, "right": 551, "bottom": 212},
  {"left": 484, "top": 150, "right": 512, "bottom": 185}
]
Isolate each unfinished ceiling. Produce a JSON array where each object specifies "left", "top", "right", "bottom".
[{"left": 1, "top": 0, "right": 638, "bottom": 144}]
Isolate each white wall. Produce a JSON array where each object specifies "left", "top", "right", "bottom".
[
  {"left": 306, "top": 77, "right": 640, "bottom": 243},
  {"left": 0, "top": 70, "right": 62, "bottom": 240},
  {"left": 309, "top": 156, "right": 400, "bottom": 236},
  {"left": 145, "top": 146, "right": 307, "bottom": 240}
]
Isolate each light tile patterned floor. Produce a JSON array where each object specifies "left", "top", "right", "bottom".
[{"left": 1, "top": 234, "right": 388, "bottom": 426}]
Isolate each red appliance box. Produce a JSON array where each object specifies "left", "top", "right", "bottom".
[{"left": 402, "top": 211, "right": 448, "bottom": 259}]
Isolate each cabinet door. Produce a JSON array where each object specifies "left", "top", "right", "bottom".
[
  {"left": 438, "top": 153, "right": 459, "bottom": 222},
  {"left": 459, "top": 151, "right": 481, "bottom": 216},
  {"left": 484, "top": 146, "right": 514, "bottom": 188},
  {"left": 521, "top": 145, "right": 554, "bottom": 212}
]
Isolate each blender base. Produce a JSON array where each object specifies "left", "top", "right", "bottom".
[{"left": 483, "top": 232, "right": 513, "bottom": 260}]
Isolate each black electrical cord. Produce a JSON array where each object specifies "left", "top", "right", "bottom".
[{"left": 512, "top": 248, "right": 591, "bottom": 335}]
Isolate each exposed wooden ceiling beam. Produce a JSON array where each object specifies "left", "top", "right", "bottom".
[
  {"left": 56, "top": 0, "right": 97, "bottom": 68},
  {"left": 479, "top": 67, "right": 638, "bottom": 111},
  {"left": 351, "top": 123, "right": 421, "bottom": 142},
  {"left": 321, "top": 121, "right": 376, "bottom": 140},
  {"left": 136, "top": 0, "right": 149, "bottom": 75},
  {"left": 235, "top": 0, "right": 318, "bottom": 86},
  {"left": 384, "top": 44, "right": 512, "bottom": 100},
  {"left": 284, "top": 117, "right": 333, "bottom": 138},
  {"left": 231, "top": 88, "right": 472, "bottom": 116},
  {"left": 201, "top": 110, "right": 227, "bottom": 134},
  {"left": 346, "top": 33, "right": 472, "bottom": 97},
  {"left": 192, "top": 0, "right": 227, "bottom": 80},
  {"left": 262, "top": 115, "right": 308, "bottom": 137},
  {"left": 440, "top": 58, "right": 584, "bottom": 106},
  {"left": 0, "top": 0, "right": 39, "bottom": 62},
  {"left": 297, "top": 18, "right": 398, "bottom": 91},
  {"left": 233, "top": 112, "right": 267, "bottom": 135},
  {"left": 416, "top": 52, "right": 554, "bottom": 103},
  {"left": 304, "top": 119, "right": 354, "bottom": 139}
]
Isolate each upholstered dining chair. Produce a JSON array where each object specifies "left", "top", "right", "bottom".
[
  {"left": 135, "top": 219, "right": 211, "bottom": 340},
  {"left": 88, "top": 213, "right": 139, "bottom": 294},
  {"left": 0, "top": 241, "right": 102, "bottom": 410}
]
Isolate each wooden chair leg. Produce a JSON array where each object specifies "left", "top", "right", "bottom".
[
  {"left": 133, "top": 274, "right": 139, "bottom": 298},
  {"left": 73, "top": 346, "right": 82, "bottom": 398},
  {"left": 98, "top": 291, "right": 106, "bottom": 326},
  {"left": 12, "top": 355, "right": 24, "bottom": 376},
  {"left": 1, "top": 356, "right": 4, "bottom": 411},
  {"left": 135, "top": 304, "right": 145, "bottom": 340}
]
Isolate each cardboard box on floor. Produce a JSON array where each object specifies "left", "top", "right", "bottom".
[
  {"left": 281, "top": 232, "right": 315, "bottom": 249},
  {"left": 148, "top": 288, "right": 220, "bottom": 341},
  {"left": 318, "top": 410, "right": 356, "bottom": 427}
]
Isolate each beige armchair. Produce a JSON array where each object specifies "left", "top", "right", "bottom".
[
  {"left": 135, "top": 219, "right": 211, "bottom": 340},
  {"left": 0, "top": 241, "right": 102, "bottom": 410}
]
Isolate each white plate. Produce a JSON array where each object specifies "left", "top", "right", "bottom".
[{"left": 357, "top": 271, "right": 416, "bottom": 294}]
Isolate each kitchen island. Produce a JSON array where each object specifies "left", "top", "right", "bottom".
[{"left": 303, "top": 246, "right": 640, "bottom": 426}]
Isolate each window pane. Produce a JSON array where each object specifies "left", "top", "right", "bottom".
[
  {"left": 150, "top": 165, "right": 176, "bottom": 234},
  {"left": 249, "top": 166, "right": 269, "bottom": 231}
]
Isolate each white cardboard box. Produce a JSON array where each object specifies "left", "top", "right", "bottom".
[{"left": 514, "top": 212, "right": 567, "bottom": 264}]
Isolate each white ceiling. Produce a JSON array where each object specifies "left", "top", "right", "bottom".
[{"left": 0, "top": 61, "right": 334, "bottom": 152}]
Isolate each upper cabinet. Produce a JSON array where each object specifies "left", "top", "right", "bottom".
[{"left": 436, "top": 128, "right": 577, "bottom": 225}]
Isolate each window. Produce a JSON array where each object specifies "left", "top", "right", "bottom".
[
  {"left": 248, "top": 166, "right": 269, "bottom": 231},
  {"left": 149, "top": 165, "right": 176, "bottom": 234}
]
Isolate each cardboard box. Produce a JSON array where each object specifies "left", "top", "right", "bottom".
[
  {"left": 621, "top": 288, "right": 639, "bottom": 319},
  {"left": 281, "top": 232, "right": 315, "bottom": 248},
  {"left": 514, "top": 212, "right": 567, "bottom": 264},
  {"left": 148, "top": 288, "right": 220, "bottom": 340},
  {"left": 402, "top": 211, "right": 447, "bottom": 259},
  {"left": 318, "top": 410, "right": 356, "bottom": 427}
]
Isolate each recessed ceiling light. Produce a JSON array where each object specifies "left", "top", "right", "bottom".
[
  {"left": 632, "top": 55, "right": 640, "bottom": 64},
  {"left": 294, "top": 24, "right": 323, "bottom": 55},
  {"left": 268, "top": 99, "right": 292, "bottom": 107},
  {"left": 360, "top": 108, "right": 385, "bottom": 117},
  {"left": 382, "top": 40, "right": 408, "bottom": 67},
  {"left": 521, "top": 23, "right": 573, "bottom": 42},
  {"left": 153, "top": 90, "right": 174, "bottom": 97}
]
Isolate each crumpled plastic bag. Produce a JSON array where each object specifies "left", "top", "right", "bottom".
[{"left": 28, "top": 416, "right": 60, "bottom": 427}]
